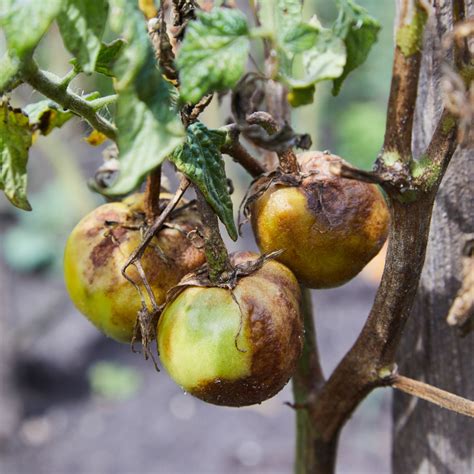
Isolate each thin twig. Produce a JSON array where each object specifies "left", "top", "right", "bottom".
[
  {"left": 390, "top": 374, "right": 474, "bottom": 418},
  {"left": 121, "top": 176, "right": 190, "bottom": 279},
  {"left": 22, "top": 60, "right": 117, "bottom": 141}
]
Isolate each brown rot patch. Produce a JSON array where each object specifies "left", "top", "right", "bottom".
[
  {"left": 90, "top": 226, "right": 129, "bottom": 268},
  {"left": 192, "top": 373, "right": 289, "bottom": 407}
]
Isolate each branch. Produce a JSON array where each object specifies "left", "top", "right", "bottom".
[
  {"left": 22, "top": 60, "right": 117, "bottom": 141},
  {"left": 389, "top": 374, "right": 474, "bottom": 418},
  {"left": 221, "top": 124, "right": 266, "bottom": 177},
  {"left": 383, "top": 0, "right": 428, "bottom": 160}
]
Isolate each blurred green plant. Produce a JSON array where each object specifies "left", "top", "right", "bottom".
[
  {"left": 335, "top": 102, "right": 386, "bottom": 169},
  {"left": 2, "top": 182, "right": 84, "bottom": 272},
  {"left": 88, "top": 361, "right": 142, "bottom": 401}
]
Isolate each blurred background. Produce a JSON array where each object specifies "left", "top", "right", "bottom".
[{"left": 0, "top": 1, "right": 395, "bottom": 473}]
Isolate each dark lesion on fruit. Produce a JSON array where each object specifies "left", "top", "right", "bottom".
[
  {"left": 90, "top": 225, "right": 129, "bottom": 268},
  {"left": 192, "top": 271, "right": 303, "bottom": 407}
]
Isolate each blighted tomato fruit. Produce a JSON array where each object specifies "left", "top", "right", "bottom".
[
  {"left": 64, "top": 193, "right": 205, "bottom": 343},
  {"left": 251, "top": 152, "right": 390, "bottom": 289},
  {"left": 157, "top": 252, "right": 303, "bottom": 407}
]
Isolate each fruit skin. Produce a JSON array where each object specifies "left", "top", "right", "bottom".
[
  {"left": 157, "top": 252, "right": 303, "bottom": 407},
  {"left": 251, "top": 151, "right": 390, "bottom": 289},
  {"left": 64, "top": 193, "right": 205, "bottom": 343}
]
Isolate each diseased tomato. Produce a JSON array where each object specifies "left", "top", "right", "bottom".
[
  {"left": 250, "top": 151, "right": 390, "bottom": 288},
  {"left": 64, "top": 193, "right": 205, "bottom": 343},
  {"left": 157, "top": 252, "right": 303, "bottom": 407}
]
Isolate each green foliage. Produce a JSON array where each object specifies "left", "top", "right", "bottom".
[
  {"left": 0, "top": 53, "right": 21, "bottom": 92},
  {"left": 177, "top": 9, "right": 250, "bottom": 104},
  {"left": 24, "top": 101, "right": 73, "bottom": 136},
  {"left": 70, "top": 39, "right": 126, "bottom": 77},
  {"left": 57, "top": 0, "right": 109, "bottom": 74},
  {"left": 88, "top": 361, "right": 142, "bottom": 401},
  {"left": 282, "top": 25, "right": 347, "bottom": 89},
  {"left": 332, "top": 0, "right": 381, "bottom": 95},
  {"left": 103, "top": 0, "right": 184, "bottom": 196},
  {"left": 170, "top": 122, "right": 237, "bottom": 241},
  {"left": 336, "top": 102, "right": 385, "bottom": 169},
  {"left": 258, "top": 0, "right": 303, "bottom": 38},
  {"left": 0, "top": 102, "right": 32, "bottom": 210},
  {"left": 0, "top": 0, "right": 62, "bottom": 58},
  {"left": 1, "top": 182, "right": 85, "bottom": 272},
  {"left": 259, "top": 0, "right": 379, "bottom": 105}
]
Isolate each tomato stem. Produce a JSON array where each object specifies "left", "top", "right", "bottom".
[{"left": 194, "top": 186, "right": 233, "bottom": 283}]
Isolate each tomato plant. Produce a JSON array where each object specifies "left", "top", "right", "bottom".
[{"left": 1, "top": 0, "right": 471, "bottom": 473}]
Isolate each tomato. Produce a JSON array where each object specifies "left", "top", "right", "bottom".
[
  {"left": 64, "top": 193, "right": 205, "bottom": 343},
  {"left": 251, "top": 152, "right": 390, "bottom": 288},
  {"left": 157, "top": 252, "right": 303, "bottom": 407}
]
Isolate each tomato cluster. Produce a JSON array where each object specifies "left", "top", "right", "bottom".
[{"left": 64, "top": 152, "right": 389, "bottom": 407}]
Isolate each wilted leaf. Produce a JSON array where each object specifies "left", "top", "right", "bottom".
[
  {"left": 177, "top": 8, "right": 250, "bottom": 103},
  {"left": 0, "top": 102, "right": 32, "bottom": 210},
  {"left": 170, "top": 122, "right": 237, "bottom": 240},
  {"left": 58, "top": 0, "right": 109, "bottom": 74},
  {"left": 102, "top": 0, "right": 184, "bottom": 196},
  {"left": 332, "top": 0, "right": 380, "bottom": 95},
  {"left": 24, "top": 100, "right": 73, "bottom": 136},
  {"left": 0, "top": 0, "right": 62, "bottom": 58}
]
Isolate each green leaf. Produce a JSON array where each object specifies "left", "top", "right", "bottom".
[
  {"left": 0, "top": 0, "right": 62, "bottom": 58},
  {"left": 57, "top": 0, "right": 109, "bottom": 74},
  {"left": 257, "top": 0, "right": 302, "bottom": 39},
  {"left": 24, "top": 100, "right": 74, "bottom": 136},
  {"left": 0, "top": 53, "right": 22, "bottom": 92},
  {"left": 103, "top": 0, "right": 184, "bottom": 196},
  {"left": 282, "top": 23, "right": 318, "bottom": 54},
  {"left": 177, "top": 9, "right": 250, "bottom": 104},
  {"left": 281, "top": 27, "right": 346, "bottom": 89},
  {"left": 71, "top": 39, "right": 126, "bottom": 77},
  {"left": 0, "top": 102, "right": 33, "bottom": 210},
  {"left": 332, "top": 0, "right": 380, "bottom": 95},
  {"left": 170, "top": 122, "right": 237, "bottom": 241}
]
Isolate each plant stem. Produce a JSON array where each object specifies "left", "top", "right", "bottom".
[
  {"left": 221, "top": 124, "right": 266, "bottom": 177},
  {"left": 292, "top": 286, "right": 325, "bottom": 474},
  {"left": 22, "top": 60, "right": 117, "bottom": 141},
  {"left": 144, "top": 166, "right": 162, "bottom": 224},
  {"left": 383, "top": 0, "right": 426, "bottom": 160},
  {"left": 194, "top": 186, "right": 233, "bottom": 283}
]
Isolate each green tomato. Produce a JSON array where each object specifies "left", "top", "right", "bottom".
[
  {"left": 64, "top": 193, "right": 205, "bottom": 343},
  {"left": 158, "top": 252, "right": 303, "bottom": 407}
]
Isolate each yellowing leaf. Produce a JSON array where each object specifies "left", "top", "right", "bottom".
[
  {"left": 138, "top": 0, "right": 157, "bottom": 20},
  {"left": 85, "top": 130, "right": 108, "bottom": 146},
  {"left": 0, "top": 101, "right": 33, "bottom": 210}
]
